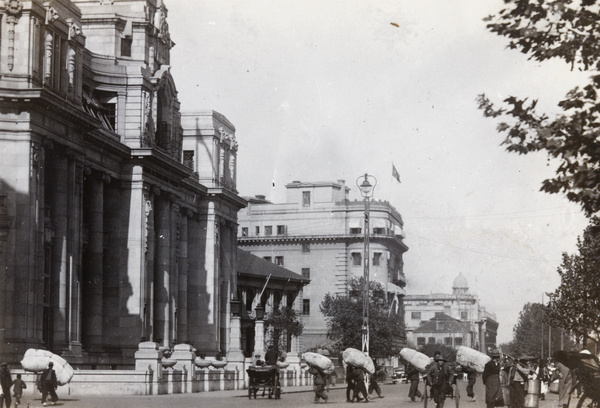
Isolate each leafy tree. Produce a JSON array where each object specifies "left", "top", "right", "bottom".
[
  {"left": 546, "top": 217, "right": 600, "bottom": 347},
  {"left": 503, "top": 302, "right": 576, "bottom": 359},
  {"left": 320, "top": 277, "right": 405, "bottom": 358},
  {"left": 477, "top": 1, "right": 600, "bottom": 216},
  {"left": 264, "top": 305, "right": 304, "bottom": 352}
]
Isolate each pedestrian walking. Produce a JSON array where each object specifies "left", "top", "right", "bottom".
[
  {"left": 508, "top": 357, "right": 532, "bottom": 408},
  {"left": 553, "top": 360, "right": 574, "bottom": 408},
  {"left": 308, "top": 365, "right": 328, "bottom": 403},
  {"left": 11, "top": 373, "right": 26, "bottom": 406},
  {"left": 346, "top": 365, "right": 355, "bottom": 402},
  {"left": 0, "top": 362, "right": 12, "bottom": 408},
  {"left": 406, "top": 363, "right": 423, "bottom": 402},
  {"left": 39, "top": 362, "right": 59, "bottom": 406},
  {"left": 482, "top": 349, "right": 503, "bottom": 408},
  {"left": 350, "top": 366, "right": 369, "bottom": 403},
  {"left": 368, "top": 362, "right": 384, "bottom": 398},
  {"left": 427, "top": 354, "right": 451, "bottom": 408}
]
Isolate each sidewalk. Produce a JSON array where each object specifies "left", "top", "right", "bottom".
[{"left": 21, "top": 383, "right": 319, "bottom": 408}]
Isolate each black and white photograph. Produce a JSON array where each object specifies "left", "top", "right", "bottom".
[{"left": 0, "top": 0, "right": 599, "bottom": 407}]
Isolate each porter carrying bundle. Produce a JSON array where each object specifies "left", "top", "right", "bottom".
[
  {"left": 303, "top": 352, "right": 335, "bottom": 374},
  {"left": 342, "top": 347, "right": 375, "bottom": 374},
  {"left": 399, "top": 348, "right": 431, "bottom": 373},
  {"left": 456, "top": 346, "right": 491, "bottom": 374}
]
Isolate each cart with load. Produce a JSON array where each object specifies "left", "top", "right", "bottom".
[{"left": 247, "top": 365, "right": 281, "bottom": 399}]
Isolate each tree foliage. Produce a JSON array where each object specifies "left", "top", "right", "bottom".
[
  {"left": 545, "top": 217, "right": 600, "bottom": 346},
  {"left": 264, "top": 305, "right": 304, "bottom": 352},
  {"left": 502, "top": 302, "right": 577, "bottom": 359},
  {"left": 320, "top": 277, "right": 405, "bottom": 358},
  {"left": 478, "top": 1, "right": 600, "bottom": 216}
]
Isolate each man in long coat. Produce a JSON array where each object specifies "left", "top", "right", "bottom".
[{"left": 483, "top": 349, "right": 503, "bottom": 408}]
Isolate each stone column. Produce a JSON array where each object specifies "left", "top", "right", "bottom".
[
  {"left": 50, "top": 153, "right": 69, "bottom": 348},
  {"left": 253, "top": 319, "right": 265, "bottom": 362},
  {"left": 154, "top": 194, "right": 171, "bottom": 346},
  {"left": 177, "top": 208, "right": 189, "bottom": 343},
  {"left": 82, "top": 171, "right": 106, "bottom": 350}
]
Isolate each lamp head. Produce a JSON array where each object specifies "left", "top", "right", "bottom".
[{"left": 358, "top": 173, "right": 376, "bottom": 197}]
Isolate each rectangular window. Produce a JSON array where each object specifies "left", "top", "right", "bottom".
[
  {"left": 373, "top": 252, "right": 382, "bottom": 266},
  {"left": 455, "top": 338, "right": 463, "bottom": 346},
  {"left": 263, "top": 256, "right": 272, "bottom": 263},
  {"left": 373, "top": 227, "right": 385, "bottom": 234},
  {"left": 302, "top": 299, "right": 310, "bottom": 315},
  {"left": 461, "top": 311, "right": 468, "bottom": 320},
  {"left": 350, "top": 228, "right": 361, "bottom": 234},
  {"left": 241, "top": 227, "right": 248, "bottom": 237},
  {"left": 428, "top": 337, "right": 436, "bottom": 344},
  {"left": 275, "top": 256, "right": 284, "bottom": 266},
  {"left": 436, "top": 321, "right": 445, "bottom": 331},
  {"left": 411, "top": 312, "right": 421, "bottom": 320},
  {"left": 351, "top": 252, "right": 362, "bottom": 266},
  {"left": 121, "top": 37, "right": 132, "bottom": 56},
  {"left": 265, "top": 226, "right": 273, "bottom": 236},
  {"left": 301, "top": 268, "right": 310, "bottom": 279},
  {"left": 255, "top": 226, "right": 260, "bottom": 236},
  {"left": 302, "top": 243, "right": 310, "bottom": 253},
  {"left": 417, "top": 337, "right": 426, "bottom": 346},
  {"left": 444, "top": 337, "right": 453, "bottom": 346},
  {"left": 302, "top": 191, "right": 311, "bottom": 207},
  {"left": 277, "top": 225, "right": 286, "bottom": 235}
]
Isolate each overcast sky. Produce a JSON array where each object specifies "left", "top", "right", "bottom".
[{"left": 167, "top": 0, "right": 591, "bottom": 344}]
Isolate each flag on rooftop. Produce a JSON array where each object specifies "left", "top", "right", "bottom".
[{"left": 392, "top": 163, "right": 401, "bottom": 183}]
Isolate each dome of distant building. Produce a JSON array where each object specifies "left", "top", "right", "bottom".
[{"left": 452, "top": 273, "right": 469, "bottom": 295}]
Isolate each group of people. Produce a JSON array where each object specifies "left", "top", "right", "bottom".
[
  {"left": 0, "top": 361, "right": 59, "bottom": 407},
  {"left": 307, "top": 361, "right": 386, "bottom": 404}
]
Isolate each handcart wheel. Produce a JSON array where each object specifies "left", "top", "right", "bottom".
[{"left": 424, "top": 387, "right": 428, "bottom": 408}]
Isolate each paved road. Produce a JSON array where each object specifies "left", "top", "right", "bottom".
[{"left": 21, "top": 379, "right": 567, "bottom": 408}]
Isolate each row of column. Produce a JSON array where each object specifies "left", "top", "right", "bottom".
[{"left": 40, "top": 152, "right": 238, "bottom": 357}]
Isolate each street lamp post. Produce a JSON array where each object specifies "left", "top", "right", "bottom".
[{"left": 357, "top": 173, "right": 376, "bottom": 355}]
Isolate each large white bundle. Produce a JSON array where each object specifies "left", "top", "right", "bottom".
[
  {"left": 456, "top": 346, "right": 491, "bottom": 374},
  {"left": 342, "top": 348, "right": 375, "bottom": 374},
  {"left": 399, "top": 348, "right": 431, "bottom": 373},
  {"left": 20, "top": 349, "right": 74, "bottom": 385},
  {"left": 303, "top": 352, "right": 335, "bottom": 375}
]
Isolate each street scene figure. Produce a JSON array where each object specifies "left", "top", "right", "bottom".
[
  {"left": 482, "top": 349, "right": 503, "bottom": 408},
  {"left": 39, "top": 362, "right": 59, "bottom": 406},
  {"left": 368, "top": 362, "right": 385, "bottom": 399},
  {"left": 11, "top": 373, "right": 27, "bottom": 406},
  {"left": 265, "top": 345, "right": 279, "bottom": 366},
  {"left": 346, "top": 365, "right": 355, "bottom": 402},
  {"left": 0, "top": 362, "right": 12, "bottom": 408},
  {"left": 406, "top": 363, "right": 423, "bottom": 402},
  {"left": 349, "top": 366, "right": 369, "bottom": 403},
  {"left": 308, "top": 365, "right": 328, "bottom": 403},
  {"left": 554, "top": 360, "right": 574, "bottom": 408},
  {"left": 463, "top": 365, "right": 478, "bottom": 402},
  {"left": 427, "top": 354, "right": 451, "bottom": 408},
  {"left": 508, "top": 356, "right": 534, "bottom": 408}
]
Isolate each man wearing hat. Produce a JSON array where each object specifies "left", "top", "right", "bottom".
[
  {"left": 0, "top": 362, "right": 12, "bottom": 408},
  {"left": 427, "top": 354, "right": 451, "bottom": 408},
  {"left": 508, "top": 356, "right": 534, "bottom": 408},
  {"left": 483, "top": 349, "right": 503, "bottom": 408},
  {"left": 39, "top": 362, "right": 58, "bottom": 406}
]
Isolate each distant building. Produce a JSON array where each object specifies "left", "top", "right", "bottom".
[
  {"left": 404, "top": 273, "right": 498, "bottom": 351},
  {"left": 237, "top": 180, "right": 409, "bottom": 349}
]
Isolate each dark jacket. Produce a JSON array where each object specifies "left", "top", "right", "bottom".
[
  {"left": 406, "top": 364, "right": 420, "bottom": 381},
  {"left": 0, "top": 367, "right": 12, "bottom": 394},
  {"left": 40, "top": 367, "right": 57, "bottom": 389}
]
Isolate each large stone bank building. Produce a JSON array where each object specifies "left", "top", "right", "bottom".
[{"left": 0, "top": 0, "right": 248, "bottom": 367}]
